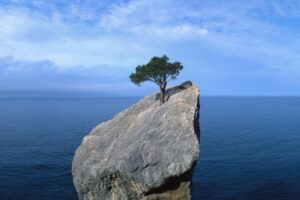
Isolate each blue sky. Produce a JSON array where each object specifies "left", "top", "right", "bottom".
[{"left": 1, "top": 0, "right": 300, "bottom": 96}]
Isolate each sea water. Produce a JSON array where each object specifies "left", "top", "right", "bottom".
[{"left": 1, "top": 97, "right": 300, "bottom": 200}]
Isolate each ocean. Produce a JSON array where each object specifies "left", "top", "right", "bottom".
[{"left": 1, "top": 97, "right": 300, "bottom": 200}]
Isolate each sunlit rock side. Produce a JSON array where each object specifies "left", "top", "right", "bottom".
[{"left": 72, "top": 81, "right": 200, "bottom": 200}]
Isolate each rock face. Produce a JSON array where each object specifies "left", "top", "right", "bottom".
[{"left": 72, "top": 81, "right": 200, "bottom": 200}]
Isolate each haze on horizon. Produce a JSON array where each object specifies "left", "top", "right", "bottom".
[{"left": 1, "top": 0, "right": 300, "bottom": 96}]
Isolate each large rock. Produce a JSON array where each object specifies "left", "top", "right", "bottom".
[{"left": 72, "top": 81, "right": 200, "bottom": 200}]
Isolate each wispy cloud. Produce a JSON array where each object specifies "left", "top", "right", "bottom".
[
  {"left": 99, "top": 0, "right": 209, "bottom": 38},
  {"left": 1, "top": 0, "right": 300, "bottom": 95},
  {"left": 0, "top": 56, "right": 141, "bottom": 94}
]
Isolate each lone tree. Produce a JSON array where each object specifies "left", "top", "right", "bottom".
[{"left": 130, "top": 55, "right": 183, "bottom": 104}]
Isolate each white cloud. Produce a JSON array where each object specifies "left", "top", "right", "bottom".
[
  {"left": 2, "top": 0, "right": 300, "bottom": 95},
  {"left": 0, "top": 56, "right": 139, "bottom": 92},
  {"left": 0, "top": 8, "right": 63, "bottom": 42},
  {"left": 99, "top": 0, "right": 209, "bottom": 38},
  {"left": 130, "top": 24, "right": 208, "bottom": 40},
  {"left": 0, "top": 6, "right": 154, "bottom": 67},
  {"left": 0, "top": 0, "right": 290, "bottom": 69}
]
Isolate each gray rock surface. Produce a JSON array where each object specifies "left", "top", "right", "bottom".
[{"left": 72, "top": 81, "right": 200, "bottom": 200}]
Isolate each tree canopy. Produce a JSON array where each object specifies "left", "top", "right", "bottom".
[{"left": 130, "top": 55, "right": 183, "bottom": 104}]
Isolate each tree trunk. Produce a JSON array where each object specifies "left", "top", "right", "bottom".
[{"left": 160, "top": 86, "right": 165, "bottom": 104}]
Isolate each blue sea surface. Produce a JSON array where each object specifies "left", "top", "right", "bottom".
[{"left": 1, "top": 97, "right": 300, "bottom": 199}]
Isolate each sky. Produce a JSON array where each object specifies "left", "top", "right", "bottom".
[{"left": 1, "top": 0, "right": 300, "bottom": 96}]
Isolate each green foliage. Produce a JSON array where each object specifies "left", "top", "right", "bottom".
[{"left": 129, "top": 55, "right": 183, "bottom": 88}]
